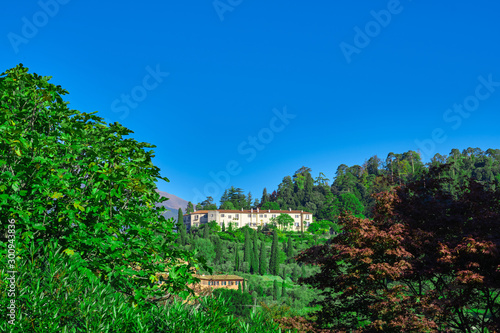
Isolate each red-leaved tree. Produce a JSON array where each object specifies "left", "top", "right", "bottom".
[{"left": 297, "top": 165, "right": 500, "bottom": 332}]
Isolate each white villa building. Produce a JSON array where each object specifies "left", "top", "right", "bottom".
[{"left": 183, "top": 208, "right": 312, "bottom": 232}]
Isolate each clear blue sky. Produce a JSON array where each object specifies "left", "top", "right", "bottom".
[{"left": 2, "top": 0, "right": 500, "bottom": 206}]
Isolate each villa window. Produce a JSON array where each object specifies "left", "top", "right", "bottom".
[
  {"left": 228, "top": 215, "right": 231, "bottom": 218},
  {"left": 194, "top": 215, "right": 199, "bottom": 220},
  {"left": 221, "top": 214, "right": 225, "bottom": 217},
  {"left": 306, "top": 215, "right": 310, "bottom": 219},
  {"left": 264, "top": 214, "right": 267, "bottom": 218},
  {"left": 259, "top": 214, "right": 263, "bottom": 218},
  {"left": 295, "top": 215, "right": 299, "bottom": 218},
  {"left": 248, "top": 214, "right": 252, "bottom": 217}
]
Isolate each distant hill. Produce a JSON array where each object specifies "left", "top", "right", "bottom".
[{"left": 155, "top": 190, "right": 189, "bottom": 222}]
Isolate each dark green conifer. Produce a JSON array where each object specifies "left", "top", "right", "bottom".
[
  {"left": 259, "top": 240, "right": 267, "bottom": 275},
  {"left": 244, "top": 229, "right": 251, "bottom": 265},
  {"left": 269, "top": 230, "right": 279, "bottom": 275},
  {"left": 234, "top": 244, "right": 240, "bottom": 271},
  {"left": 273, "top": 280, "right": 278, "bottom": 300}
]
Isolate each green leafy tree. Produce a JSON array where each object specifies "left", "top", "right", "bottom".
[
  {"left": 186, "top": 202, "right": 194, "bottom": 214},
  {"left": 339, "top": 192, "right": 365, "bottom": 216},
  {"left": 0, "top": 65, "right": 207, "bottom": 305},
  {"left": 271, "top": 213, "right": 294, "bottom": 231},
  {"left": 261, "top": 201, "right": 280, "bottom": 210}
]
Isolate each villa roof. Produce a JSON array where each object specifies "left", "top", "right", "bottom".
[
  {"left": 194, "top": 274, "right": 243, "bottom": 281},
  {"left": 185, "top": 209, "right": 312, "bottom": 216}
]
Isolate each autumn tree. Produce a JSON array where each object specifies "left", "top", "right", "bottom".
[{"left": 297, "top": 166, "right": 500, "bottom": 332}]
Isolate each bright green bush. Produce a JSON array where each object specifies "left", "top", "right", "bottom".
[{"left": 0, "top": 242, "right": 284, "bottom": 332}]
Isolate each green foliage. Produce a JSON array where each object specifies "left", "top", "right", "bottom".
[
  {"left": 270, "top": 213, "right": 294, "bottom": 231},
  {"left": 186, "top": 201, "right": 194, "bottom": 214},
  {"left": 269, "top": 230, "right": 280, "bottom": 275},
  {"left": 208, "top": 220, "right": 221, "bottom": 233},
  {"left": 212, "top": 288, "right": 254, "bottom": 318},
  {"left": 214, "top": 237, "right": 223, "bottom": 264},
  {"left": 0, "top": 65, "right": 205, "bottom": 305},
  {"left": 273, "top": 280, "right": 279, "bottom": 300},
  {"left": 234, "top": 244, "right": 241, "bottom": 271},
  {"left": 339, "top": 192, "right": 364, "bottom": 216},
  {"left": 261, "top": 201, "right": 280, "bottom": 210},
  {"left": 259, "top": 240, "right": 267, "bottom": 275},
  {"left": 0, "top": 242, "right": 281, "bottom": 332}
]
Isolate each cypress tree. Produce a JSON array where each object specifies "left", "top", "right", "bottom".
[
  {"left": 292, "top": 265, "right": 299, "bottom": 282},
  {"left": 203, "top": 224, "right": 209, "bottom": 238},
  {"left": 234, "top": 244, "right": 240, "bottom": 271},
  {"left": 269, "top": 230, "right": 279, "bottom": 275},
  {"left": 238, "top": 281, "right": 242, "bottom": 293},
  {"left": 222, "top": 221, "right": 226, "bottom": 232},
  {"left": 273, "top": 280, "right": 278, "bottom": 300},
  {"left": 243, "top": 229, "right": 251, "bottom": 263},
  {"left": 259, "top": 240, "right": 267, "bottom": 275},
  {"left": 178, "top": 208, "right": 183, "bottom": 225},
  {"left": 257, "top": 285, "right": 264, "bottom": 297},
  {"left": 178, "top": 208, "right": 187, "bottom": 246},
  {"left": 252, "top": 233, "right": 259, "bottom": 274},
  {"left": 282, "top": 281, "right": 286, "bottom": 298},
  {"left": 286, "top": 236, "right": 293, "bottom": 258},
  {"left": 301, "top": 265, "right": 306, "bottom": 279}
]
